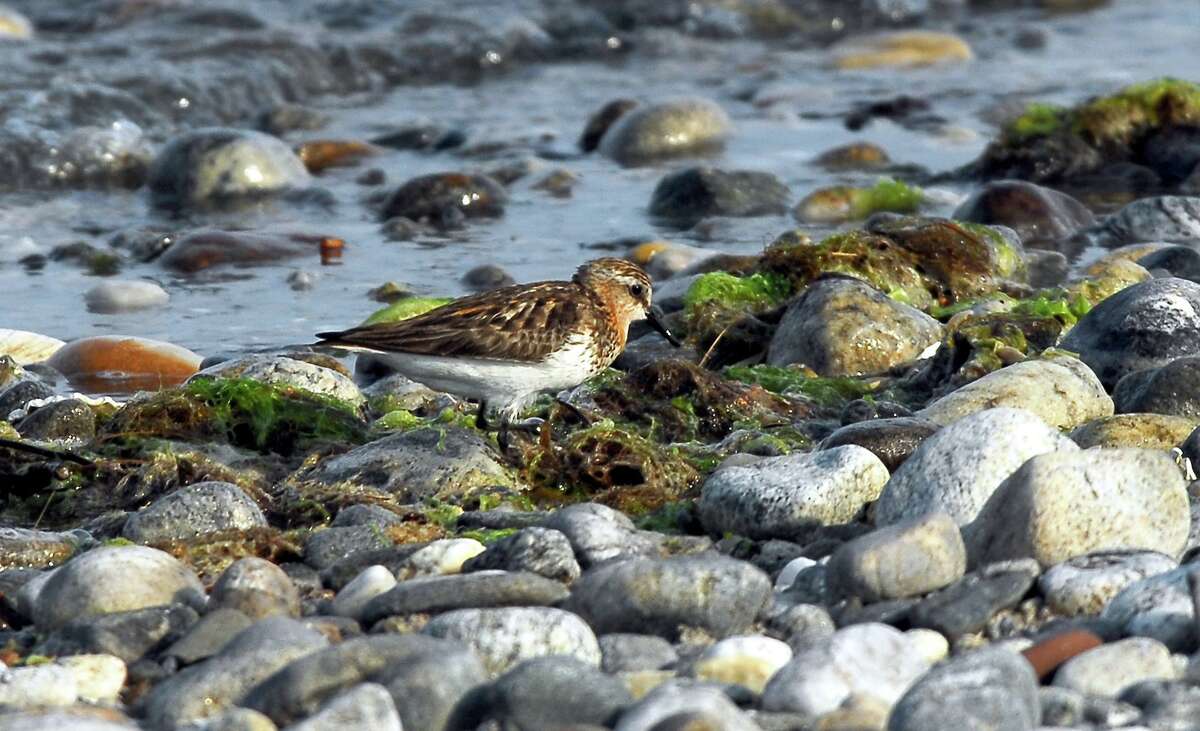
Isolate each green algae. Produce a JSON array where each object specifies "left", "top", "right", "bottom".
[
  {"left": 682, "top": 271, "right": 791, "bottom": 321},
  {"left": 372, "top": 409, "right": 425, "bottom": 432},
  {"left": 850, "top": 178, "right": 925, "bottom": 218},
  {"left": 185, "top": 377, "right": 366, "bottom": 453},
  {"left": 361, "top": 296, "right": 453, "bottom": 326},
  {"left": 1011, "top": 292, "right": 1092, "bottom": 326},
  {"left": 722, "top": 365, "right": 880, "bottom": 407},
  {"left": 1005, "top": 78, "right": 1200, "bottom": 146},
  {"left": 457, "top": 527, "right": 519, "bottom": 544}
]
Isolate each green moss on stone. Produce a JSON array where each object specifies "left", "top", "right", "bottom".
[
  {"left": 723, "top": 365, "right": 880, "bottom": 407},
  {"left": 362, "top": 297, "right": 453, "bottom": 326},
  {"left": 1008, "top": 102, "right": 1069, "bottom": 140},
  {"left": 372, "top": 409, "right": 425, "bottom": 432},
  {"left": 186, "top": 377, "right": 366, "bottom": 453},
  {"left": 851, "top": 178, "right": 925, "bottom": 218},
  {"left": 682, "top": 272, "right": 792, "bottom": 321}
]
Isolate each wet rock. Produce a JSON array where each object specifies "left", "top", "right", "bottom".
[
  {"left": 1099, "top": 195, "right": 1200, "bottom": 246},
  {"left": 192, "top": 355, "right": 363, "bottom": 408},
  {"left": 147, "top": 128, "right": 310, "bottom": 210},
  {"left": 794, "top": 179, "right": 925, "bottom": 224},
  {"left": 142, "top": 617, "right": 329, "bottom": 727},
  {"left": 295, "top": 139, "right": 378, "bottom": 174},
  {"left": 887, "top": 647, "right": 1040, "bottom": 731},
  {"left": 1069, "top": 413, "right": 1200, "bottom": 449},
  {"left": 830, "top": 30, "right": 972, "bottom": 69},
  {"left": 567, "top": 555, "right": 771, "bottom": 639},
  {"left": 952, "top": 180, "right": 1095, "bottom": 247},
  {"left": 580, "top": 99, "right": 639, "bottom": 153},
  {"left": 210, "top": 557, "right": 301, "bottom": 619},
  {"left": 693, "top": 635, "right": 792, "bottom": 693},
  {"left": 47, "top": 335, "right": 202, "bottom": 393},
  {"left": 813, "top": 142, "right": 891, "bottom": 171},
  {"left": 1054, "top": 638, "right": 1177, "bottom": 697},
  {"left": 122, "top": 481, "right": 265, "bottom": 544},
  {"left": 159, "top": 230, "right": 325, "bottom": 273},
  {"left": 918, "top": 355, "right": 1112, "bottom": 429},
  {"left": 818, "top": 416, "right": 939, "bottom": 473},
  {"left": 0, "top": 379, "right": 54, "bottom": 419},
  {"left": 1039, "top": 550, "right": 1178, "bottom": 617},
  {"left": 762, "top": 623, "right": 930, "bottom": 717},
  {"left": 462, "top": 527, "right": 581, "bottom": 584},
  {"left": 876, "top": 407, "right": 1077, "bottom": 527},
  {"left": 1131, "top": 244, "right": 1200, "bottom": 282},
  {"left": 598, "top": 98, "right": 732, "bottom": 166},
  {"left": 330, "top": 565, "right": 395, "bottom": 620},
  {"left": 966, "top": 448, "right": 1190, "bottom": 568},
  {"left": 1113, "top": 356, "right": 1200, "bottom": 418},
  {"left": 14, "top": 397, "right": 94, "bottom": 441},
  {"left": 39, "top": 603, "right": 197, "bottom": 662},
  {"left": 699, "top": 446, "right": 889, "bottom": 540},
  {"left": 908, "top": 560, "right": 1039, "bottom": 637},
  {"left": 34, "top": 546, "right": 204, "bottom": 630},
  {"left": 544, "top": 503, "right": 660, "bottom": 568},
  {"left": 243, "top": 634, "right": 483, "bottom": 728},
  {"left": 461, "top": 263, "right": 514, "bottom": 291},
  {"left": 359, "top": 571, "right": 568, "bottom": 624},
  {"left": 647, "top": 167, "right": 790, "bottom": 226},
  {"left": 83, "top": 279, "right": 169, "bottom": 314},
  {"left": 827, "top": 512, "right": 966, "bottom": 602},
  {"left": 1061, "top": 277, "right": 1200, "bottom": 389},
  {"left": 0, "top": 329, "right": 64, "bottom": 366},
  {"left": 285, "top": 683, "right": 401, "bottom": 731},
  {"left": 599, "top": 634, "right": 678, "bottom": 673},
  {"left": 422, "top": 606, "right": 601, "bottom": 675},
  {"left": 284, "top": 427, "right": 518, "bottom": 503},
  {"left": 767, "top": 277, "right": 942, "bottom": 376},
  {"left": 380, "top": 172, "right": 507, "bottom": 225},
  {"left": 492, "top": 656, "right": 632, "bottom": 730}
]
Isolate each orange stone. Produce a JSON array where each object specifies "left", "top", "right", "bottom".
[
  {"left": 47, "top": 336, "right": 203, "bottom": 393},
  {"left": 1021, "top": 629, "right": 1103, "bottom": 681},
  {"left": 320, "top": 237, "right": 345, "bottom": 266},
  {"left": 296, "top": 140, "right": 378, "bottom": 174}
]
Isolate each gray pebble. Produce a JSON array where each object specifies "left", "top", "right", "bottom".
[{"left": 122, "top": 481, "right": 265, "bottom": 544}]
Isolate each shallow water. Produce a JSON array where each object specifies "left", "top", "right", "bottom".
[{"left": 0, "top": 0, "right": 1196, "bottom": 358}]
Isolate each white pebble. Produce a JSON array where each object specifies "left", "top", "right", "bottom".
[
  {"left": 905, "top": 629, "right": 949, "bottom": 664},
  {"left": 84, "top": 280, "right": 169, "bottom": 314},
  {"left": 775, "top": 557, "right": 818, "bottom": 591},
  {"left": 331, "top": 565, "right": 397, "bottom": 621},
  {"left": 399, "top": 538, "right": 485, "bottom": 578},
  {"left": 0, "top": 665, "right": 78, "bottom": 708},
  {"left": 57, "top": 654, "right": 126, "bottom": 703},
  {"left": 695, "top": 635, "right": 793, "bottom": 693}
]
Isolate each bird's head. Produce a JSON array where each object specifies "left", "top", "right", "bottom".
[{"left": 573, "top": 257, "right": 680, "bottom": 345}]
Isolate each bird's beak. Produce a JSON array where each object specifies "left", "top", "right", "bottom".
[{"left": 647, "top": 305, "right": 681, "bottom": 346}]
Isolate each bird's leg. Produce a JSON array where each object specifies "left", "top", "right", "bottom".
[
  {"left": 553, "top": 397, "right": 595, "bottom": 426},
  {"left": 475, "top": 400, "right": 492, "bottom": 431}
]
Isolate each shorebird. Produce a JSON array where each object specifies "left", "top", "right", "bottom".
[{"left": 316, "top": 257, "right": 680, "bottom": 430}]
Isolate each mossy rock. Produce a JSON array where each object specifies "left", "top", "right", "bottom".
[
  {"left": 794, "top": 178, "right": 925, "bottom": 223},
  {"left": 978, "top": 78, "right": 1200, "bottom": 185},
  {"left": 762, "top": 229, "right": 936, "bottom": 308},
  {"left": 589, "top": 359, "right": 803, "bottom": 443},
  {"left": 722, "top": 364, "right": 884, "bottom": 409}
]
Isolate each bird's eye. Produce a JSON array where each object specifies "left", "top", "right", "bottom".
[{"left": 629, "top": 283, "right": 645, "bottom": 297}]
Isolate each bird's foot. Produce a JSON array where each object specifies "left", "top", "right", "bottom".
[
  {"left": 553, "top": 398, "right": 596, "bottom": 426},
  {"left": 497, "top": 417, "right": 546, "bottom": 455}
]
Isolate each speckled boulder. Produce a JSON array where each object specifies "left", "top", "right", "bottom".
[
  {"left": 876, "top": 407, "right": 1077, "bottom": 527},
  {"left": 965, "top": 448, "right": 1190, "bottom": 568},
  {"left": 918, "top": 356, "right": 1112, "bottom": 429},
  {"left": 422, "top": 607, "right": 601, "bottom": 675},
  {"left": 1060, "top": 278, "right": 1200, "bottom": 389},
  {"left": 566, "top": 555, "right": 771, "bottom": 639},
  {"left": 767, "top": 277, "right": 943, "bottom": 377},
  {"left": 147, "top": 128, "right": 310, "bottom": 209},
  {"left": 122, "top": 481, "right": 266, "bottom": 544},
  {"left": 1068, "top": 413, "right": 1200, "bottom": 450},
  {"left": 34, "top": 546, "right": 205, "bottom": 630},
  {"left": 699, "top": 446, "right": 889, "bottom": 540},
  {"left": 599, "top": 98, "right": 732, "bottom": 166},
  {"left": 191, "top": 355, "right": 364, "bottom": 408}
]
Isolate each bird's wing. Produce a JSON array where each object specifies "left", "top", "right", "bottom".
[{"left": 316, "top": 282, "right": 595, "bottom": 363}]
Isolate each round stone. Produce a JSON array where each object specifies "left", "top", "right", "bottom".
[{"left": 122, "top": 481, "right": 266, "bottom": 544}]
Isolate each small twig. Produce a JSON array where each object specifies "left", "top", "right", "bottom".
[
  {"left": 698, "top": 326, "right": 729, "bottom": 370},
  {"left": 0, "top": 438, "right": 93, "bottom": 466}
]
